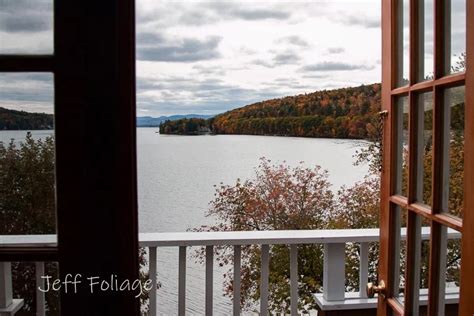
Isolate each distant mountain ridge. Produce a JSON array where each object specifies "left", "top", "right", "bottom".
[
  {"left": 137, "top": 114, "right": 213, "bottom": 127},
  {"left": 0, "top": 107, "right": 214, "bottom": 130},
  {"left": 0, "top": 107, "right": 54, "bottom": 130}
]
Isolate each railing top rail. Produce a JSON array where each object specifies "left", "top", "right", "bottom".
[
  {"left": 139, "top": 229, "right": 381, "bottom": 247},
  {"left": 0, "top": 227, "right": 461, "bottom": 248},
  {"left": 0, "top": 234, "right": 56, "bottom": 248}
]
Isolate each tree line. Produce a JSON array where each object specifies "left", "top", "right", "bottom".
[{"left": 0, "top": 107, "right": 54, "bottom": 130}]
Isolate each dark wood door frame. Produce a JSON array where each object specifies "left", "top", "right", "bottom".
[
  {"left": 54, "top": 0, "right": 139, "bottom": 314},
  {"left": 0, "top": 0, "right": 140, "bottom": 315}
]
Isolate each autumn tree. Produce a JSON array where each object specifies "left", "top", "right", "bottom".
[
  {"left": 195, "top": 158, "right": 334, "bottom": 312},
  {"left": 195, "top": 156, "right": 382, "bottom": 312}
]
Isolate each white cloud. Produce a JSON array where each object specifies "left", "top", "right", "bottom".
[
  {"left": 0, "top": 0, "right": 384, "bottom": 116},
  {"left": 133, "top": 0, "right": 382, "bottom": 116}
]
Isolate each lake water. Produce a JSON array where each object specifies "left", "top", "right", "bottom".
[{"left": 1, "top": 129, "right": 369, "bottom": 315}]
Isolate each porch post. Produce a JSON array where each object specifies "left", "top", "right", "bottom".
[{"left": 323, "top": 243, "right": 345, "bottom": 301}]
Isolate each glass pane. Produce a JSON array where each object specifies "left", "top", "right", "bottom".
[
  {"left": 419, "top": 228, "right": 430, "bottom": 313},
  {"left": 418, "top": 0, "right": 434, "bottom": 81},
  {"left": 398, "top": 212, "right": 428, "bottom": 314},
  {"left": 395, "top": 96, "right": 409, "bottom": 196},
  {"left": 443, "top": 0, "right": 466, "bottom": 74},
  {"left": 425, "top": 225, "right": 461, "bottom": 314},
  {"left": 0, "top": 73, "right": 56, "bottom": 234},
  {"left": 441, "top": 86, "right": 464, "bottom": 218},
  {"left": 397, "top": 0, "right": 410, "bottom": 86},
  {"left": 415, "top": 92, "right": 433, "bottom": 206},
  {"left": 0, "top": 0, "right": 54, "bottom": 54},
  {"left": 444, "top": 234, "right": 461, "bottom": 314},
  {"left": 1, "top": 261, "right": 60, "bottom": 315},
  {"left": 393, "top": 205, "right": 407, "bottom": 304}
]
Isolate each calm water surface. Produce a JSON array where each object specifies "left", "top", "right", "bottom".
[{"left": 1, "top": 129, "right": 369, "bottom": 315}]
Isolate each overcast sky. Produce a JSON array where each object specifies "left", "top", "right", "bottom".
[{"left": 2, "top": 0, "right": 382, "bottom": 116}]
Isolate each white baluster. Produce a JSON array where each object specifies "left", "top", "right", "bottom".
[
  {"left": 205, "top": 245, "right": 213, "bottom": 316},
  {"left": 260, "top": 245, "right": 269, "bottom": 315},
  {"left": 35, "top": 262, "right": 45, "bottom": 316},
  {"left": 359, "top": 243, "right": 369, "bottom": 298},
  {"left": 233, "top": 245, "right": 241, "bottom": 316},
  {"left": 0, "top": 262, "right": 23, "bottom": 315},
  {"left": 149, "top": 247, "right": 157, "bottom": 316},
  {"left": 290, "top": 244, "right": 298, "bottom": 316},
  {"left": 178, "top": 246, "right": 186, "bottom": 316},
  {"left": 0, "top": 262, "right": 13, "bottom": 309}
]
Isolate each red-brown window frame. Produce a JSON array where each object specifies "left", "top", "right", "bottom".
[{"left": 380, "top": 0, "right": 474, "bottom": 315}]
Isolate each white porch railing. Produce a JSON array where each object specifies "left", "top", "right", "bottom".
[{"left": 0, "top": 228, "right": 461, "bottom": 316}]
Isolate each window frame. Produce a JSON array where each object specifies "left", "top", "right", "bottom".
[
  {"left": 379, "top": 0, "right": 473, "bottom": 315},
  {"left": 0, "top": 0, "right": 140, "bottom": 315}
]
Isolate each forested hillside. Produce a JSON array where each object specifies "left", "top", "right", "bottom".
[
  {"left": 0, "top": 107, "right": 54, "bottom": 130},
  {"left": 161, "top": 84, "right": 382, "bottom": 139}
]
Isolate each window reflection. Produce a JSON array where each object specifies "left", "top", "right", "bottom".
[
  {"left": 418, "top": 0, "right": 434, "bottom": 81},
  {"left": 397, "top": 0, "right": 410, "bottom": 86},
  {"left": 441, "top": 86, "right": 464, "bottom": 219},
  {"left": 395, "top": 96, "right": 409, "bottom": 197},
  {"left": 444, "top": 0, "right": 466, "bottom": 74},
  {"left": 415, "top": 92, "right": 433, "bottom": 206}
]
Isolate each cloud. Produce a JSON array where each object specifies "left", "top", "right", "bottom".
[
  {"left": 300, "top": 61, "right": 375, "bottom": 72},
  {"left": 2, "top": 1, "right": 382, "bottom": 116},
  {"left": 237, "top": 46, "right": 258, "bottom": 56},
  {"left": 136, "top": 32, "right": 165, "bottom": 45},
  {"left": 276, "top": 35, "right": 309, "bottom": 48},
  {"left": 251, "top": 49, "right": 301, "bottom": 68},
  {"left": 137, "top": 2, "right": 292, "bottom": 30},
  {"left": 263, "top": 78, "right": 312, "bottom": 90},
  {"left": 252, "top": 59, "right": 274, "bottom": 68},
  {"left": 327, "top": 47, "right": 345, "bottom": 54},
  {"left": 273, "top": 50, "right": 301, "bottom": 65},
  {"left": 192, "top": 64, "right": 227, "bottom": 76},
  {"left": 0, "top": 73, "right": 54, "bottom": 113},
  {"left": 302, "top": 74, "right": 329, "bottom": 79},
  {"left": 137, "top": 34, "right": 222, "bottom": 62},
  {"left": 138, "top": 76, "right": 242, "bottom": 96},
  {"left": 136, "top": 75, "right": 292, "bottom": 116},
  {"left": 0, "top": 0, "right": 52, "bottom": 33},
  {"left": 206, "top": 3, "right": 291, "bottom": 21},
  {"left": 332, "top": 13, "right": 380, "bottom": 28}
]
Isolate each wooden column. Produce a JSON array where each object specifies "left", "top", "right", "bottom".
[{"left": 54, "top": 0, "right": 139, "bottom": 314}]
